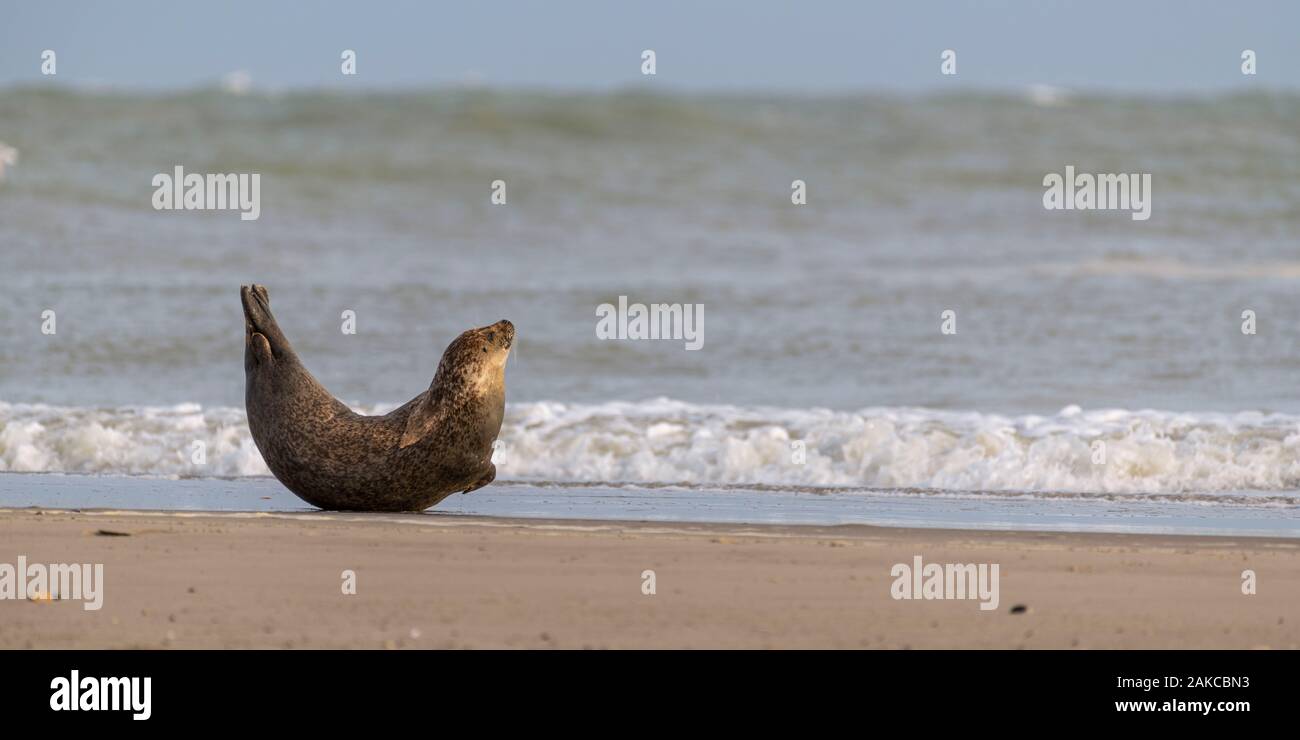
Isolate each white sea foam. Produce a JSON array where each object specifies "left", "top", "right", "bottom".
[
  {"left": 0, "top": 140, "right": 16, "bottom": 181},
  {"left": 0, "top": 402, "right": 269, "bottom": 478},
  {"left": 3, "top": 399, "right": 1300, "bottom": 497}
]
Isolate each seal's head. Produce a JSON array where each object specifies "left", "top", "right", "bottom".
[
  {"left": 400, "top": 319, "right": 513, "bottom": 449},
  {"left": 433, "top": 319, "right": 514, "bottom": 395}
]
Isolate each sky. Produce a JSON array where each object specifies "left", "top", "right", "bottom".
[{"left": 1, "top": 0, "right": 1297, "bottom": 93}]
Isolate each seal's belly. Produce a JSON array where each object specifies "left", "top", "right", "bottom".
[{"left": 249, "top": 398, "right": 485, "bottom": 511}]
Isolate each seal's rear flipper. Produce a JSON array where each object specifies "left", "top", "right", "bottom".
[
  {"left": 399, "top": 391, "right": 438, "bottom": 448},
  {"left": 248, "top": 332, "right": 274, "bottom": 366},
  {"left": 241, "top": 284, "right": 295, "bottom": 361}
]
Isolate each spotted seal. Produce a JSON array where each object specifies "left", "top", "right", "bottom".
[{"left": 241, "top": 284, "right": 512, "bottom": 511}]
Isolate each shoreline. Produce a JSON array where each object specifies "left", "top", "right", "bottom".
[
  {"left": 1, "top": 472, "right": 1295, "bottom": 539},
  {"left": 2, "top": 508, "right": 1296, "bottom": 649},
  {"left": 5, "top": 504, "right": 1300, "bottom": 542}
]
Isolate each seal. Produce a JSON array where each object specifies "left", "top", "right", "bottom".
[{"left": 241, "top": 284, "right": 512, "bottom": 512}]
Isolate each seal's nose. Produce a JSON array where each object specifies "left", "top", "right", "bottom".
[{"left": 496, "top": 320, "right": 514, "bottom": 348}]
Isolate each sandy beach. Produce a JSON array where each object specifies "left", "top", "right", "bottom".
[{"left": 1, "top": 508, "right": 1295, "bottom": 649}]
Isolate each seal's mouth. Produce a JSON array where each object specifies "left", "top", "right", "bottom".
[{"left": 481, "top": 320, "right": 514, "bottom": 351}]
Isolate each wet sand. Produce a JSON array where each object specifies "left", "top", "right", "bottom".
[{"left": 0, "top": 508, "right": 1296, "bottom": 649}]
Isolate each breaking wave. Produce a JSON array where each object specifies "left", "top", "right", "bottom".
[{"left": 3, "top": 399, "right": 1300, "bottom": 500}]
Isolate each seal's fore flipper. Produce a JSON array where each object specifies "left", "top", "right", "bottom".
[
  {"left": 462, "top": 463, "right": 495, "bottom": 494},
  {"left": 399, "top": 391, "right": 438, "bottom": 448}
]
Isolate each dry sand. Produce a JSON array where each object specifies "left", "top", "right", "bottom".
[{"left": 0, "top": 508, "right": 1296, "bottom": 649}]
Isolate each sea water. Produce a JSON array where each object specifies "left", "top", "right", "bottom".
[{"left": 1, "top": 87, "right": 1298, "bottom": 534}]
